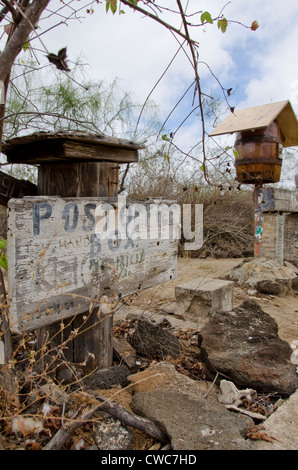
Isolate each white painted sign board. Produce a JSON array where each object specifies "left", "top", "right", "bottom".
[{"left": 7, "top": 197, "right": 178, "bottom": 334}]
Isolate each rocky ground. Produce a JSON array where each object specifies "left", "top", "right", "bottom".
[
  {"left": 0, "top": 257, "right": 297, "bottom": 451},
  {"left": 128, "top": 257, "right": 298, "bottom": 346}
]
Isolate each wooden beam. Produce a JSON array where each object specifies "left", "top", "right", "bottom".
[
  {"left": 2, "top": 131, "right": 144, "bottom": 164},
  {"left": 0, "top": 170, "right": 37, "bottom": 206}
]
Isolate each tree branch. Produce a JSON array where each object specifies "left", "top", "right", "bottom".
[
  {"left": 0, "top": 4, "right": 9, "bottom": 23},
  {"left": 43, "top": 393, "right": 168, "bottom": 450},
  {"left": 175, "top": 0, "right": 209, "bottom": 183},
  {"left": 120, "top": 0, "right": 199, "bottom": 46},
  {"left": 0, "top": 0, "right": 50, "bottom": 82},
  {"left": 1, "top": 0, "right": 17, "bottom": 23}
]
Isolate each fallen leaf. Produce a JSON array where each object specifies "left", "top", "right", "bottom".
[{"left": 246, "top": 424, "right": 276, "bottom": 443}]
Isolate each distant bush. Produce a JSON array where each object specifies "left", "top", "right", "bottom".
[{"left": 126, "top": 157, "right": 254, "bottom": 258}]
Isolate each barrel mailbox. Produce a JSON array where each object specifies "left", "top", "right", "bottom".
[
  {"left": 208, "top": 100, "right": 298, "bottom": 179},
  {"left": 209, "top": 100, "right": 298, "bottom": 258},
  {"left": 234, "top": 120, "right": 283, "bottom": 184}
]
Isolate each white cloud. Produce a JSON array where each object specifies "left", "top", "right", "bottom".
[{"left": 5, "top": 0, "right": 298, "bottom": 164}]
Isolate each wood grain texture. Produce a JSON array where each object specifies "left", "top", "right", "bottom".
[
  {"left": 7, "top": 197, "right": 178, "bottom": 334},
  {"left": 2, "top": 131, "right": 143, "bottom": 164},
  {"left": 209, "top": 100, "right": 298, "bottom": 148}
]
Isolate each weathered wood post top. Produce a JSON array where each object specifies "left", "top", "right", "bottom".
[{"left": 2, "top": 130, "right": 145, "bottom": 164}]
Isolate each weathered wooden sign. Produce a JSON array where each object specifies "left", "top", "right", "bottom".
[
  {"left": 0, "top": 170, "right": 37, "bottom": 207},
  {"left": 7, "top": 196, "right": 179, "bottom": 334}
]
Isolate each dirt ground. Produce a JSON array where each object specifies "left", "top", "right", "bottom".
[{"left": 128, "top": 257, "right": 298, "bottom": 346}]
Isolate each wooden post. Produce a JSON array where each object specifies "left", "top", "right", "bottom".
[
  {"left": 2, "top": 131, "right": 144, "bottom": 376},
  {"left": 36, "top": 161, "right": 119, "bottom": 373},
  {"left": 253, "top": 182, "right": 263, "bottom": 257}
]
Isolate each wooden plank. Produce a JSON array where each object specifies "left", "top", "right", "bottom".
[
  {"left": 209, "top": 101, "right": 289, "bottom": 136},
  {"left": 113, "top": 336, "right": 138, "bottom": 369},
  {"left": 209, "top": 100, "right": 298, "bottom": 147},
  {"left": 2, "top": 131, "right": 144, "bottom": 164},
  {"left": 0, "top": 170, "right": 37, "bottom": 206},
  {"left": 4, "top": 140, "right": 139, "bottom": 164},
  {"left": 3, "top": 130, "right": 145, "bottom": 150},
  {"left": 7, "top": 197, "right": 178, "bottom": 334}
]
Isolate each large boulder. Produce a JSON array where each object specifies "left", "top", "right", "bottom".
[{"left": 198, "top": 300, "right": 298, "bottom": 395}]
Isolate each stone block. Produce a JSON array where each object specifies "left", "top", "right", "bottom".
[
  {"left": 262, "top": 212, "right": 298, "bottom": 264},
  {"left": 284, "top": 213, "right": 298, "bottom": 264},
  {"left": 174, "top": 278, "right": 233, "bottom": 322},
  {"left": 262, "top": 187, "right": 298, "bottom": 213}
]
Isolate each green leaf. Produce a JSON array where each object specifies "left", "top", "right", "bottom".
[
  {"left": 200, "top": 165, "right": 205, "bottom": 172},
  {"left": 0, "top": 238, "right": 7, "bottom": 270},
  {"left": 0, "top": 239, "right": 7, "bottom": 251},
  {"left": 164, "top": 153, "right": 170, "bottom": 163},
  {"left": 22, "top": 41, "right": 30, "bottom": 52},
  {"left": 217, "top": 18, "right": 228, "bottom": 33},
  {"left": 0, "top": 253, "right": 7, "bottom": 271},
  {"left": 233, "top": 149, "right": 239, "bottom": 157},
  {"left": 106, "top": 0, "right": 117, "bottom": 14},
  {"left": 162, "top": 134, "right": 170, "bottom": 141},
  {"left": 201, "top": 11, "right": 213, "bottom": 24}
]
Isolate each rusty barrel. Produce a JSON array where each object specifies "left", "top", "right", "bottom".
[{"left": 234, "top": 120, "right": 283, "bottom": 184}]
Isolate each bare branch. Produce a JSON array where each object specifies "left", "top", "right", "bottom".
[
  {"left": 0, "top": 0, "right": 17, "bottom": 22},
  {"left": 176, "top": 0, "right": 209, "bottom": 183},
  {"left": 0, "top": 0, "right": 50, "bottom": 82},
  {"left": 120, "top": 0, "right": 199, "bottom": 46}
]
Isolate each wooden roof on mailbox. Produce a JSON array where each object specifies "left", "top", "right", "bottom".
[
  {"left": 209, "top": 100, "right": 298, "bottom": 148},
  {"left": 2, "top": 131, "right": 146, "bottom": 164}
]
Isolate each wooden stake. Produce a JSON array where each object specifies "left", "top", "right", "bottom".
[{"left": 254, "top": 182, "right": 263, "bottom": 257}]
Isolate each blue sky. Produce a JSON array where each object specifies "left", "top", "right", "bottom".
[
  {"left": 37, "top": 2, "right": 298, "bottom": 130},
  {"left": 2, "top": 1, "right": 298, "bottom": 185}
]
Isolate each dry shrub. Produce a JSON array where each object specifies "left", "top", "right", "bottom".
[{"left": 126, "top": 158, "right": 254, "bottom": 258}]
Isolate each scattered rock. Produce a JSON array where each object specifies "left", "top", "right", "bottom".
[
  {"left": 131, "top": 390, "right": 253, "bottom": 450},
  {"left": 130, "top": 319, "right": 181, "bottom": 359},
  {"left": 227, "top": 257, "right": 296, "bottom": 294},
  {"left": 218, "top": 380, "right": 256, "bottom": 406},
  {"left": 199, "top": 300, "right": 298, "bottom": 395},
  {"left": 290, "top": 340, "right": 298, "bottom": 365},
  {"left": 93, "top": 414, "right": 133, "bottom": 450},
  {"left": 256, "top": 279, "right": 290, "bottom": 296},
  {"left": 80, "top": 364, "right": 131, "bottom": 390},
  {"left": 127, "top": 361, "right": 216, "bottom": 399},
  {"left": 292, "top": 277, "right": 298, "bottom": 292}
]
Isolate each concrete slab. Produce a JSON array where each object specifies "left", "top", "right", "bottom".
[
  {"left": 262, "top": 187, "right": 298, "bottom": 213},
  {"left": 174, "top": 278, "right": 234, "bottom": 322}
]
